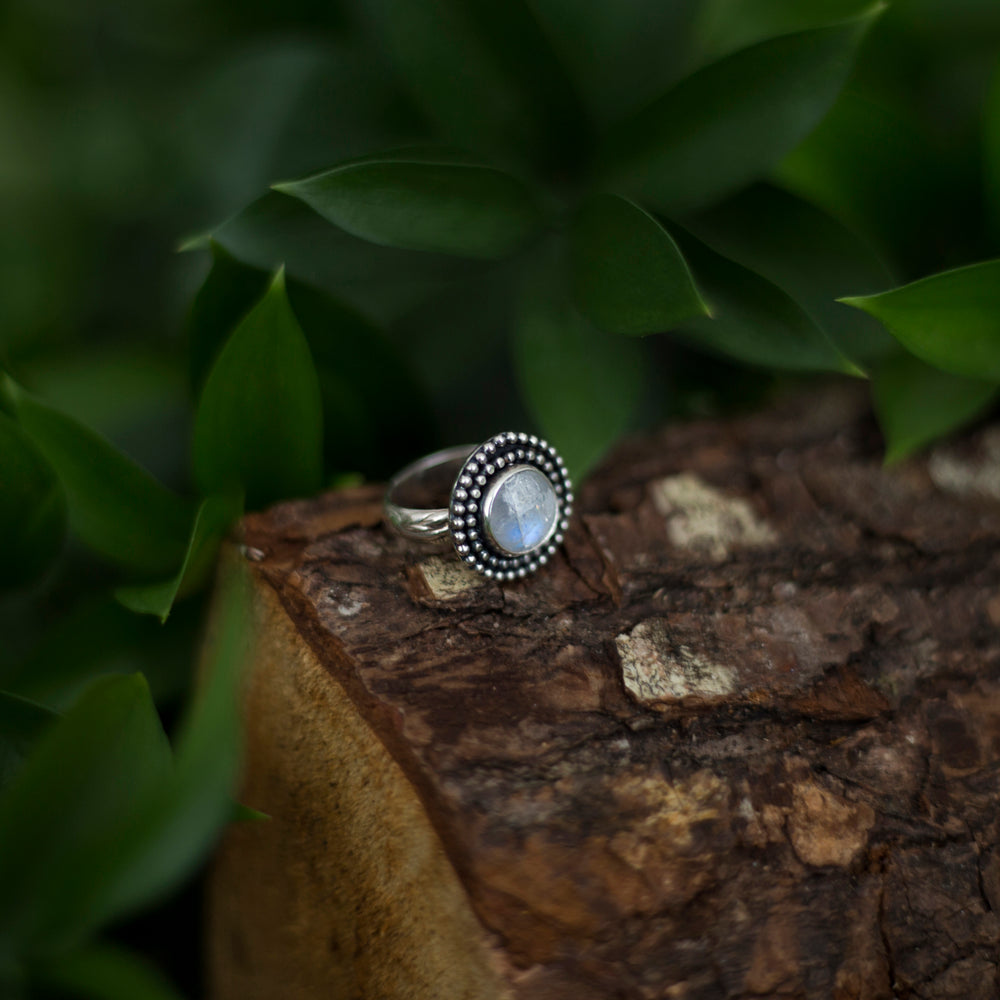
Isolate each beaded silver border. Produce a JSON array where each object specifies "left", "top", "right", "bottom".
[{"left": 448, "top": 431, "right": 573, "bottom": 579}]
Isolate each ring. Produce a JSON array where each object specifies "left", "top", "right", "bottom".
[{"left": 384, "top": 431, "right": 573, "bottom": 579}]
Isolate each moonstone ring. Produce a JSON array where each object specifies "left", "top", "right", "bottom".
[{"left": 384, "top": 432, "right": 573, "bottom": 579}]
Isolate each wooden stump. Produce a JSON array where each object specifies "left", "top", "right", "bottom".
[{"left": 207, "top": 389, "right": 1000, "bottom": 999}]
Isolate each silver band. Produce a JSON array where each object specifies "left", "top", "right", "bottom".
[{"left": 384, "top": 444, "right": 476, "bottom": 540}]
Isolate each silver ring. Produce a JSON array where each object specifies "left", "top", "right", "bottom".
[{"left": 384, "top": 431, "right": 573, "bottom": 579}]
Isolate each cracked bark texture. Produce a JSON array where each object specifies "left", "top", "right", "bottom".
[{"left": 207, "top": 389, "right": 1000, "bottom": 1000}]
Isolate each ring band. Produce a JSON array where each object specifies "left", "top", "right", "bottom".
[
  {"left": 384, "top": 445, "right": 477, "bottom": 540},
  {"left": 384, "top": 431, "right": 573, "bottom": 579}
]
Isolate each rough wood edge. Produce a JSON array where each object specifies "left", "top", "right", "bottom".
[{"left": 207, "top": 547, "right": 510, "bottom": 1000}]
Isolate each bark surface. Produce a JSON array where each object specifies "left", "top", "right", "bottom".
[{"left": 208, "top": 389, "right": 1000, "bottom": 1000}]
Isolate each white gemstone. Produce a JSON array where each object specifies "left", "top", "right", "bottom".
[{"left": 483, "top": 465, "right": 560, "bottom": 556}]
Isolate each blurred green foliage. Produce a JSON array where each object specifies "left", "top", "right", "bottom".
[{"left": 1, "top": 0, "right": 999, "bottom": 995}]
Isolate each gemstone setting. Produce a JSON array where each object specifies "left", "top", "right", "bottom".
[{"left": 448, "top": 431, "right": 572, "bottom": 579}]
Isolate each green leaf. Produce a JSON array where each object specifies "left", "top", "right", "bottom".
[
  {"left": 692, "top": 0, "right": 876, "bottom": 62},
  {"left": 683, "top": 183, "right": 897, "bottom": 364},
  {"left": 273, "top": 157, "right": 542, "bottom": 259},
  {"left": 0, "top": 566, "right": 249, "bottom": 956},
  {"left": 285, "top": 278, "right": 434, "bottom": 477},
  {"left": 115, "top": 493, "right": 242, "bottom": 623},
  {"left": 187, "top": 247, "right": 431, "bottom": 477},
  {"left": 0, "top": 692, "right": 57, "bottom": 792},
  {"left": 984, "top": 58, "right": 1000, "bottom": 239},
  {"left": 513, "top": 254, "right": 646, "bottom": 479},
  {"left": 872, "top": 352, "right": 998, "bottom": 464},
  {"left": 840, "top": 260, "right": 1000, "bottom": 381},
  {"left": 360, "top": 0, "right": 586, "bottom": 167},
  {"left": 187, "top": 242, "right": 271, "bottom": 393},
  {"left": 0, "top": 414, "right": 67, "bottom": 589},
  {"left": 526, "top": 0, "right": 701, "bottom": 125},
  {"left": 15, "top": 346, "right": 187, "bottom": 451},
  {"left": 31, "top": 942, "right": 183, "bottom": 1000},
  {"left": 208, "top": 191, "right": 480, "bottom": 325},
  {"left": 0, "top": 674, "right": 171, "bottom": 955},
  {"left": 83, "top": 559, "right": 251, "bottom": 930},
  {"left": 188, "top": 240, "right": 436, "bottom": 478},
  {"left": 387, "top": 263, "right": 522, "bottom": 441},
  {"left": 1, "top": 379, "right": 192, "bottom": 576},
  {"left": 231, "top": 801, "right": 270, "bottom": 823},
  {"left": 569, "top": 194, "right": 708, "bottom": 335},
  {"left": 172, "top": 39, "right": 421, "bottom": 223},
  {"left": 776, "top": 93, "right": 947, "bottom": 268},
  {"left": 193, "top": 268, "right": 323, "bottom": 509},
  {"left": 672, "top": 229, "right": 857, "bottom": 372},
  {"left": 600, "top": 6, "right": 883, "bottom": 214},
  {"left": 9, "top": 347, "right": 189, "bottom": 498},
  {"left": 2, "top": 595, "right": 198, "bottom": 713}
]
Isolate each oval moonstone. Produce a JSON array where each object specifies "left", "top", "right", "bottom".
[{"left": 483, "top": 465, "right": 559, "bottom": 556}]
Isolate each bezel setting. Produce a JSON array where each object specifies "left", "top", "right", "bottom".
[{"left": 448, "top": 432, "right": 573, "bottom": 580}]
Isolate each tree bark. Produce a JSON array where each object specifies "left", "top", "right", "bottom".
[{"left": 207, "top": 388, "right": 1000, "bottom": 1000}]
